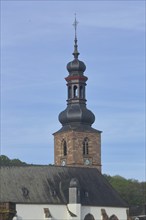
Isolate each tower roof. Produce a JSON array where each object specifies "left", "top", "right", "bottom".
[
  {"left": 58, "top": 16, "right": 95, "bottom": 130},
  {"left": 59, "top": 105, "right": 95, "bottom": 128}
]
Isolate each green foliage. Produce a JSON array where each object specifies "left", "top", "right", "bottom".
[
  {"left": 104, "top": 174, "right": 146, "bottom": 206},
  {"left": 0, "top": 155, "right": 27, "bottom": 166}
]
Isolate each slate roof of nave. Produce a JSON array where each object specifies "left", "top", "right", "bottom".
[{"left": 0, "top": 165, "right": 127, "bottom": 207}]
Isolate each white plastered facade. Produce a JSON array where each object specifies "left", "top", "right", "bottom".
[{"left": 14, "top": 203, "right": 127, "bottom": 220}]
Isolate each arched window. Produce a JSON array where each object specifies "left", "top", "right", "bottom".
[
  {"left": 73, "top": 85, "right": 78, "bottom": 98},
  {"left": 62, "top": 139, "right": 67, "bottom": 156},
  {"left": 68, "top": 86, "right": 71, "bottom": 99},
  {"left": 84, "top": 213, "right": 95, "bottom": 220},
  {"left": 80, "top": 86, "right": 84, "bottom": 98},
  {"left": 109, "top": 215, "right": 119, "bottom": 220},
  {"left": 83, "top": 138, "right": 89, "bottom": 155}
]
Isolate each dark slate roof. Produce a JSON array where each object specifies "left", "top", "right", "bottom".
[
  {"left": 58, "top": 104, "right": 95, "bottom": 128},
  {"left": 0, "top": 165, "right": 127, "bottom": 207},
  {"left": 53, "top": 124, "right": 102, "bottom": 135}
]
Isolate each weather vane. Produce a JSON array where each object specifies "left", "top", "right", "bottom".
[{"left": 73, "top": 13, "right": 79, "bottom": 39}]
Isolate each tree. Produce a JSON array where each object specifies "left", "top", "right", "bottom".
[
  {"left": 0, "top": 155, "right": 27, "bottom": 166},
  {"left": 104, "top": 174, "right": 146, "bottom": 206}
]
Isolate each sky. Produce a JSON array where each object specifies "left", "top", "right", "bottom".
[{"left": 1, "top": 1, "right": 145, "bottom": 181}]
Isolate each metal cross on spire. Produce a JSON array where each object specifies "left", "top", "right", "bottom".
[
  {"left": 73, "top": 13, "right": 79, "bottom": 40},
  {"left": 72, "top": 13, "right": 80, "bottom": 59}
]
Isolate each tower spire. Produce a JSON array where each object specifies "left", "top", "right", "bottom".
[
  {"left": 54, "top": 16, "right": 101, "bottom": 172},
  {"left": 72, "top": 13, "right": 80, "bottom": 59}
]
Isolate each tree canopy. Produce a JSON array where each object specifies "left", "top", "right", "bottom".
[
  {"left": 0, "top": 155, "right": 27, "bottom": 166},
  {"left": 103, "top": 174, "right": 146, "bottom": 206}
]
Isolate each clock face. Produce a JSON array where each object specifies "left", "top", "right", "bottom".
[
  {"left": 61, "top": 160, "right": 66, "bottom": 166},
  {"left": 84, "top": 158, "right": 92, "bottom": 165},
  {"left": 84, "top": 159, "right": 90, "bottom": 165}
]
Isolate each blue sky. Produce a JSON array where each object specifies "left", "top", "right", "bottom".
[{"left": 1, "top": 1, "right": 145, "bottom": 181}]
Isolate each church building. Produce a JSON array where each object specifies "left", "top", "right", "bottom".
[{"left": 0, "top": 17, "right": 128, "bottom": 220}]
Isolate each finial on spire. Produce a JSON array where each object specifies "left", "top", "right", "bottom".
[
  {"left": 73, "top": 13, "right": 79, "bottom": 40},
  {"left": 72, "top": 13, "right": 80, "bottom": 59}
]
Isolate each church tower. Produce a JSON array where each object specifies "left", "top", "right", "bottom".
[{"left": 53, "top": 16, "right": 102, "bottom": 172}]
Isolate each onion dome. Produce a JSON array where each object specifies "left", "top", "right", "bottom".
[
  {"left": 59, "top": 104, "right": 95, "bottom": 127},
  {"left": 67, "top": 37, "right": 86, "bottom": 74},
  {"left": 67, "top": 59, "right": 86, "bottom": 74}
]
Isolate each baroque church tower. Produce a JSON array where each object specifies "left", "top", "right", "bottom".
[{"left": 53, "top": 17, "right": 102, "bottom": 172}]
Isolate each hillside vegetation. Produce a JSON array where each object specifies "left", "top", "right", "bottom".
[
  {"left": 0, "top": 155, "right": 27, "bottom": 166},
  {"left": 104, "top": 174, "right": 146, "bottom": 206}
]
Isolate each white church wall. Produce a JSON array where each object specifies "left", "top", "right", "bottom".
[
  {"left": 67, "top": 203, "right": 81, "bottom": 220},
  {"left": 15, "top": 204, "right": 67, "bottom": 220},
  {"left": 82, "top": 206, "right": 128, "bottom": 220},
  {"left": 15, "top": 203, "right": 127, "bottom": 220}
]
